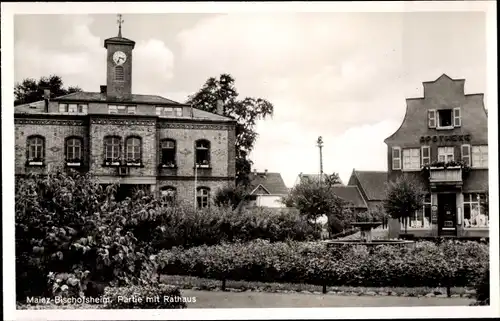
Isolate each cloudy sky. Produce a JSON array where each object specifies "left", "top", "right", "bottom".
[{"left": 13, "top": 9, "right": 488, "bottom": 187}]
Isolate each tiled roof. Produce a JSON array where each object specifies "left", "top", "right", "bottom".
[
  {"left": 52, "top": 91, "right": 181, "bottom": 105},
  {"left": 331, "top": 186, "right": 367, "bottom": 208},
  {"left": 248, "top": 172, "right": 289, "bottom": 195},
  {"left": 350, "top": 170, "right": 388, "bottom": 201}
]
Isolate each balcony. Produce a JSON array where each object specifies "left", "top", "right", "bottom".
[{"left": 428, "top": 166, "right": 463, "bottom": 188}]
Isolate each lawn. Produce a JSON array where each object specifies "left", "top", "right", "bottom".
[{"left": 182, "top": 289, "right": 474, "bottom": 308}]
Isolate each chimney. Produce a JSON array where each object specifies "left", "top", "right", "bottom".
[
  {"left": 43, "top": 89, "right": 50, "bottom": 113},
  {"left": 264, "top": 169, "right": 268, "bottom": 176},
  {"left": 216, "top": 99, "right": 224, "bottom": 115},
  {"left": 100, "top": 85, "right": 107, "bottom": 94}
]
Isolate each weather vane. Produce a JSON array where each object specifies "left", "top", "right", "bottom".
[{"left": 117, "top": 14, "right": 124, "bottom": 37}]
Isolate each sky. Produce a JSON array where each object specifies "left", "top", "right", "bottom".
[{"left": 13, "top": 10, "right": 488, "bottom": 187}]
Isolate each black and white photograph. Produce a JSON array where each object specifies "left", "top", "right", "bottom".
[{"left": 2, "top": 1, "right": 498, "bottom": 320}]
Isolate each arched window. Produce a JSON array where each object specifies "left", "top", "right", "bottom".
[
  {"left": 104, "top": 136, "right": 121, "bottom": 163},
  {"left": 160, "top": 186, "right": 177, "bottom": 203},
  {"left": 196, "top": 187, "right": 210, "bottom": 209},
  {"left": 26, "top": 135, "right": 45, "bottom": 163},
  {"left": 160, "top": 139, "right": 176, "bottom": 167},
  {"left": 125, "top": 136, "right": 142, "bottom": 164},
  {"left": 195, "top": 139, "right": 211, "bottom": 168},
  {"left": 65, "top": 137, "right": 83, "bottom": 162},
  {"left": 115, "top": 66, "right": 124, "bottom": 81}
]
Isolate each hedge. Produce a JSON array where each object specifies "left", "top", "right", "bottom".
[{"left": 158, "top": 239, "right": 489, "bottom": 288}]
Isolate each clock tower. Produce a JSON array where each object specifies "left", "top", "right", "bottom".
[{"left": 104, "top": 14, "right": 135, "bottom": 100}]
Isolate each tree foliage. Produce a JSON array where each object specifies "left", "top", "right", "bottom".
[
  {"left": 383, "top": 175, "right": 425, "bottom": 233},
  {"left": 186, "top": 74, "right": 274, "bottom": 186},
  {"left": 213, "top": 185, "right": 247, "bottom": 210},
  {"left": 281, "top": 172, "right": 351, "bottom": 226},
  {"left": 14, "top": 75, "right": 82, "bottom": 106}
]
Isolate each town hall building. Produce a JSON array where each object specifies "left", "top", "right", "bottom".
[
  {"left": 385, "top": 74, "right": 489, "bottom": 239},
  {"left": 14, "top": 22, "right": 236, "bottom": 207}
]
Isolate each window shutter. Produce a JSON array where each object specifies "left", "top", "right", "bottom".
[
  {"left": 453, "top": 107, "right": 461, "bottom": 127},
  {"left": 421, "top": 146, "right": 430, "bottom": 165},
  {"left": 428, "top": 109, "right": 436, "bottom": 128},
  {"left": 461, "top": 144, "right": 471, "bottom": 166},
  {"left": 392, "top": 147, "right": 401, "bottom": 170}
]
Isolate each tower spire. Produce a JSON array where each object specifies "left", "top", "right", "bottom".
[{"left": 117, "top": 14, "right": 124, "bottom": 37}]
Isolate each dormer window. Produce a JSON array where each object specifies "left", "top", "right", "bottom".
[
  {"left": 109, "top": 105, "right": 136, "bottom": 114},
  {"left": 156, "top": 106, "right": 183, "bottom": 117},
  {"left": 59, "top": 103, "right": 88, "bottom": 114}
]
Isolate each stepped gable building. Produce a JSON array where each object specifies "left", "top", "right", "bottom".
[
  {"left": 14, "top": 22, "right": 236, "bottom": 207},
  {"left": 384, "top": 74, "right": 488, "bottom": 239}
]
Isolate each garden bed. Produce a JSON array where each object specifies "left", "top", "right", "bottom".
[{"left": 160, "top": 275, "right": 475, "bottom": 298}]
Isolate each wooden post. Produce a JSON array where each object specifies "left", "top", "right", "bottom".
[{"left": 322, "top": 284, "right": 327, "bottom": 294}]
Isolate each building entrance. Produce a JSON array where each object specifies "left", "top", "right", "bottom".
[{"left": 438, "top": 193, "right": 457, "bottom": 236}]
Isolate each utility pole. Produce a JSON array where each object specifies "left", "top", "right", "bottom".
[{"left": 317, "top": 136, "right": 324, "bottom": 185}]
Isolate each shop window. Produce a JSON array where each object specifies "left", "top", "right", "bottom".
[
  {"left": 406, "top": 194, "right": 432, "bottom": 229},
  {"left": 463, "top": 193, "right": 489, "bottom": 228}
]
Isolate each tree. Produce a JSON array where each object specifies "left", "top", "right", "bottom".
[
  {"left": 281, "top": 172, "right": 351, "bottom": 226},
  {"left": 383, "top": 175, "right": 425, "bottom": 233},
  {"left": 213, "top": 185, "right": 247, "bottom": 210},
  {"left": 14, "top": 75, "right": 82, "bottom": 106},
  {"left": 186, "top": 74, "right": 274, "bottom": 186}
]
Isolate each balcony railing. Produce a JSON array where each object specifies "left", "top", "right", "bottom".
[{"left": 429, "top": 166, "right": 462, "bottom": 185}]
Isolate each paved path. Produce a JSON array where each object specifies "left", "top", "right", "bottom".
[{"left": 182, "top": 290, "right": 473, "bottom": 308}]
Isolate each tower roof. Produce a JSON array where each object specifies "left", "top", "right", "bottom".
[{"left": 104, "top": 36, "right": 135, "bottom": 49}]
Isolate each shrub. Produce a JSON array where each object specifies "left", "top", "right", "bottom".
[
  {"left": 104, "top": 285, "right": 188, "bottom": 309},
  {"left": 473, "top": 268, "right": 489, "bottom": 305},
  {"left": 158, "top": 239, "right": 489, "bottom": 288}
]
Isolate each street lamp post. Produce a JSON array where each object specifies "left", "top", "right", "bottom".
[{"left": 317, "top": 136, "right": 324, "bottom": 185}]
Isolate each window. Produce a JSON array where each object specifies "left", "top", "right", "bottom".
[
  {"left": 59, "top": 103, "right": 88, "bottom": 114},
  {"left": 463, "top": 193, "right": 488, "bottom": 228},
  {"left": 125, "top": 137, "right": 141, "bottom": 164},
  {"left": 421, "top": 146, "right": 430, "bottom": 166},
  {"left": 160, "top": 139, "right": 176, "bottom": 167},
  {"left": 27, "top": 136, "right": 45, "bottom": 164},
  {"left": 156, "top": 106, "right": 183, "bottom": 117},
  {"left": 461, "top": 144, "right": 471, "bottom": 166},
  {"left": 160, "top": 186, "right": 176, "bottom": 203},
  {"left": 407, "top": 194, "right": 432, "bottom": 229},
  {"left": 195, "top": 140, "right": 210, "bottom": 167},
  {"left": 392, "top": 147, "right": 401, "bottom": 170},
  {"left": 66, "top": 137, "right": 83, "bottom": 162},
  {"left": 437, "top": 109, "right": 453, "bottom": 129},
  {"left": 115, "top": 66, "right": 124, "bottom": 81},
  {"left": 472, "top": 146, "right": 488, "bottom": 168},
  {"left": 108, "top": 105, "right": 136, "bottom": 114},
  {"left": 104, "top": 136, "right": 121, "bottom": 163},
  {"left": 403, "top": 148, "right": 420, "bottom": 170},
  {"left": 428, "top": 109, "right": 436, "bottom": 128},
  {"left": 196, "top": 187, "right": 210, "bottom": 208},
  {"left": 438, "top": 147, "right": 454, "bottom": 163},
  {"left": 453, "top": 107, "right": 461, "bottom": 127}
]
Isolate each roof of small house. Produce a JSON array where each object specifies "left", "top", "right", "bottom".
[
  {"left": 248, "top": 171, "right": 289, "bottom": 195},
  {"left": 331, "top": 186, "right": 368, "bottom": 208},
  {"left": 348, "top": 170, "right": 388, "bottom": 201}
]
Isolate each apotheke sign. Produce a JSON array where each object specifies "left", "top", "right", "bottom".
[{"left": 420, "top": 134, "right": 471, "bottom": 144}]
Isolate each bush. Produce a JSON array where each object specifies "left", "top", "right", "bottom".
[
  {"left": 104, "top": 285, "right": 188, "bottom": 309},
  {"left": 473, "top": 268, "right": 489, "bottom": 305},
  {"left": 158, "top": 239, "right": 489, "bottom": 288}
]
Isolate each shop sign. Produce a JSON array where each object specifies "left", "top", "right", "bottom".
[{"left": 420, "top": 134, "right": 471, "bottom": 144}]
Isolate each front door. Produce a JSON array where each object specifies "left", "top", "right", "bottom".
[{"left": 438, "top": 193, "right": 457, "bottom": 236}]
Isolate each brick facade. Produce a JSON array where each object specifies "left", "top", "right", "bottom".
[{"left": 14, "top": 30, "right": 236, "bottom": 207}]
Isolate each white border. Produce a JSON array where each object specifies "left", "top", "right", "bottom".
[{"left": 2, "top": 1, "right": 498, "bottom": 320}]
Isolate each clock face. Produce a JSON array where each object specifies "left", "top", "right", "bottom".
[{"left": 113, "top": 51, "right": 127, "bottom": 65}]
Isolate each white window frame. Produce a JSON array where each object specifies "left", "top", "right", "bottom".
[
  {"left": 66, "top": 138, "right": 82, "bottom": 160},
  {"left": 68, "top": 104, "right": 78, "bottom": 113},
  {"left": 127, "top": 106, "right": 137, "bottom": 114},
  {"left": 436, "top": 109, "right": 454, "bottom": 130},
  {"left": 461, "top": 144, "right": 471, "bottom": 166},
  {"left": 463, "top": 193, "right": 488, "bottom": 228},
  {"left": 108, "top": 105, "right": 118, "bottom": 114},
  {"left": 402, "top": 148, "right": 420, "bottom": 171},
  {"left": 421, "top": 146, "right": 430, "bottom": 166},
  {"left": 392, "top": 146, "right": 401, "bottom": 170},
  {"left": 59, "top": 104, "right": 68, "bottom": 113},
  {"left": 472, "top": 145, "right": 488, "bottom": 168},
  {"left": 196, "top": 187, "right": 210, "bottom": 209},
  {"left": 126, "top": 137, "right": 142, "bottom": 162},
  {"left": 437, "top": 146, "right": 454, "bottom": 163},
  {"left": 453, "top": 107, "right": 462, "bottom": 127},
  {"left": 406, "top": 194, "right": 432, "bottom": 229},
  {"left": 77, "top": 104, "right": 88, "bottom": 114}
]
